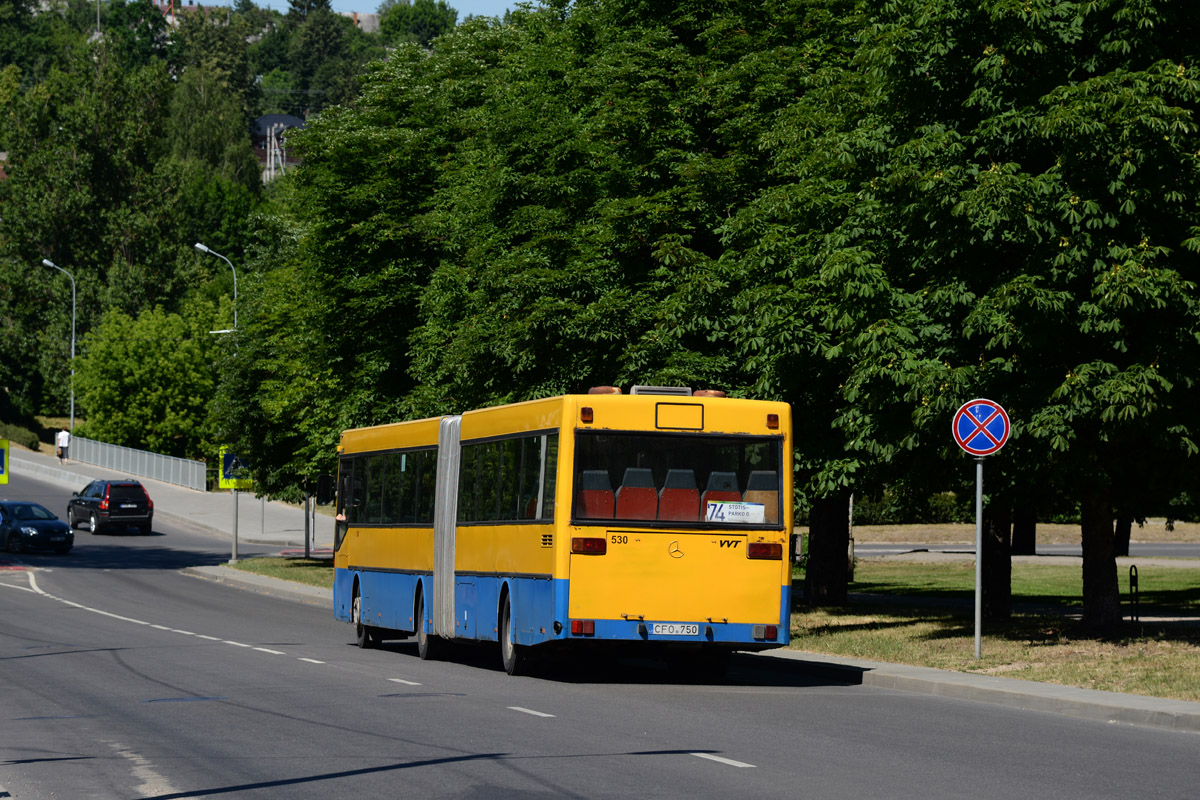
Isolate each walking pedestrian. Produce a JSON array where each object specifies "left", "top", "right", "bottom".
[{"left": 56, "top": 427, "right": 70, "bottom": 464}]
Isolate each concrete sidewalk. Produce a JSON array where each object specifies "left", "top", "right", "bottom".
[
  {"left": 11, "top": 446, "right": 333, "bottom": 552},
  {"left": 11, "top": 444, "right": 1200, "bottom": 735}
]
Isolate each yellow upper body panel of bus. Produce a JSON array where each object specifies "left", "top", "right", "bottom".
[{"left": 340, "top": 416, "right": 441, "bottom": 455}]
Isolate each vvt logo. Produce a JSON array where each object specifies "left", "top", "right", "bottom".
[{"left": 719, "top": 540, "right": 740, "bottom": 549}]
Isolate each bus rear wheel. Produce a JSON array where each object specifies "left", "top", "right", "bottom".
[{"left": 500, "top": 597, "right": 531, "bottom": 676}]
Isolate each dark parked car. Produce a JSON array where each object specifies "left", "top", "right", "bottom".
[
  {"left": 1, "top": 501, "right": 74, "bottom": 554},
  {"left": 67, "top": 479, "right": 154, "bottom": 535}
]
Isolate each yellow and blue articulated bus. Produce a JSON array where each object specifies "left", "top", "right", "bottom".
[{"left": 332, "top": 386, "right": 793, "bottom": 676}]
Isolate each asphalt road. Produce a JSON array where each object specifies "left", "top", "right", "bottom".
[{"left": 2, "top": 474, "right": 1198, "bottom": 799}]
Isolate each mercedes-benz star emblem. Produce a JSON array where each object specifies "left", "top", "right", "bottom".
[{"left": 668, "top": 541, "right": 684, "bottom": 558}]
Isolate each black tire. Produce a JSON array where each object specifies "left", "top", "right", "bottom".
[
  {"left": 416, "top": 592, "right": 441, "bottom": 661},
  {"left": 500, "top": 596, "right": 531, "bottom": 676},
  {"left": 353, "top": 593, "right": 376, "bottom": 649},
  {"left": 6, "top": 533, "right": 21, "bottom": 554},
  {"left": 66, "top": 508, "right": 76, "bottom": 529},
  {"left": 138, "top": 523, "right": 151, "bottom": 536},
  {"left": 88, "top": 513, "right": 101, "bottom": 535}
]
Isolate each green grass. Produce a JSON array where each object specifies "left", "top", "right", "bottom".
[
  {"left": 231, "top": 557, "right": 334, "bottom": 588},
  {"left": 790, "top": 560, "right": 1200, "bottom": 701}
]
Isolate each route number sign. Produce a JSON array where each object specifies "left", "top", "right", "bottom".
[{"left": 952, "top": 399, "right": 1010, "bottom": 457}]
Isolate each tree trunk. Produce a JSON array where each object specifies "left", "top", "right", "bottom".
[
  {"left": 1080, "top": 488, "right": 1121, "bottom": 629},
  {"left": 805, "top": 492, "right": 851, "bottom": 607},
  {"left": 1011, "top": 504, "right": 1036, "bottom": 556},
  {"left": 1114, "top": 511, "right": 1133, "bottom": 558},
  {"left": 981, "top": 503, "right": 1011, "bottom": 622}
]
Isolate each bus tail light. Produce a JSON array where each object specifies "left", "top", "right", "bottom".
[
  {"left": 748, "top": 542, "right": 782, "bottom": 560},
  {"left": 572, "top": 537, "right": 607, "bottom": 555},
  {"left": 581, "top": 406, "right": 594, "bottom": 423},
  {"left": 570, "top": 619, "right": 595, "bottom": 636},
  {"left": 753, "top": 624, "right": 778, "bottom": 641},
  {"left": 767, "top": 413, "right": 779, "bottom": 429}
]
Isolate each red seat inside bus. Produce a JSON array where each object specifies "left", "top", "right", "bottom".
[
  {"left": 702, "top": 471, "right": 742, "bottom": 514},
  {"left": 615, "top": 468, "right": 658, "bottom": 519},
  {"left": 658, "top": 469, "right": 700, "bottom": 521},
  {"left": 579, "top": 470, "right": 614, "bottom": 519}
]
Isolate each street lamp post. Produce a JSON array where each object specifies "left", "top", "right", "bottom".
[
  {"left": 193, "top": 242, "right": 237, "bottom": 330},
  {"left": 194, "top": 242, "right": 240, "bottom": 563},
  {"left": 41, "top": 259, "right": 77, "bottom": 432}
]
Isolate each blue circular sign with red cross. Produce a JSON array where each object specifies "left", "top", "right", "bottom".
[{"left": 952, "top": 399, "right": 1010, "bottom": 457}]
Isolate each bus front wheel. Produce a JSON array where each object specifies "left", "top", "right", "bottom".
[
  {"left": 500, "top": 597, "right": 531, "bottom": 676},
  {"left": 416, "top": 592, "right": 442, "bottom": 661},
  {"left": 353, "top": 593, "right": 377, "bottom": 649}
]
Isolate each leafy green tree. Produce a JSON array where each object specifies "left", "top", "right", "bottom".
[
  {"left": 288, "top": 0, "right": 331, "bottom": 22},
  {"left": 105, "top": 0, "right": 168, "bottom": 69},
  {"left": 74, "top": 300, "right": 222, "bottom": 458},
  {"left": 786, "top": 0, "right": 1200, "bottom": 626},
  {"left": 379, "top": 0, "right": 458, "bottom": 48}
]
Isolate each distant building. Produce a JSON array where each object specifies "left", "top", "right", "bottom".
[{"left": 254, "top": 114, "right": 306, "bottom": 182}]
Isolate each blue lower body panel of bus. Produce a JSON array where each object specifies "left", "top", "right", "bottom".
[{"left": 337, "top": 568, "right": 789, "bottom": 649}]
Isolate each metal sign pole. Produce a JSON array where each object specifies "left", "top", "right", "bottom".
[
  {"left": 974, "top": 458, "right": 983, "bottom": 660},
  {"left": 231, "top": 488, "right": 239, "bottom": 564},
  {"left": 952, "top": 398, "right": 1011, "bottom": 663}
]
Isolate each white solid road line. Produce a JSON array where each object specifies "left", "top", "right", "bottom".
[
  {"left": 691, "top": 752, "right": 756, "bottom": 768},
  {"left": 508, "top": 706, "right": 555, "bottom": 718},
  {"left": 389, "top": 678, "right": 422, "bottom": 686}
]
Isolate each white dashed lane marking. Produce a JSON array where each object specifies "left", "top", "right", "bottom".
[
  {"left": 691, "top": 753, "right": 756, "bottom": 768},
  {"left": 508, "top": 706, "right": 555, "bottom": 718}
]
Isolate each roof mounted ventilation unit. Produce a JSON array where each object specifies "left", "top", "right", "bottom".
[{"left": 630, "top": 386, "right": 692, "bottom": 396}]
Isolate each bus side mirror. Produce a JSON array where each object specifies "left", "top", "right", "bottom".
[{"left": 316, "top": 474, "right": 333, "bottom": 506}]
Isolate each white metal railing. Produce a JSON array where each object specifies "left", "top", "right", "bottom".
[{"left": 71, "top": 436, "right": 207, "bottom": 492}]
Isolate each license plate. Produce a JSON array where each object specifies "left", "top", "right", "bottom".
[
  {"left": 50, "top": 536, "right": 65, "bottom": 542},
  {"left": 120, "top": 504, "right": 138, "bottom": 509},
  {"left": 651, "top": 623, "right": 700, "bottom": 636}
]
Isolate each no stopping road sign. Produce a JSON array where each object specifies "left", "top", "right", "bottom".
[{"left": 952, "top": 399, "right": 1010, "bottom": 457}]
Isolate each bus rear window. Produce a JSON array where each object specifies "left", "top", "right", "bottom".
[{"left": 573, "top": 432, "right": 782, "bottom": 526}]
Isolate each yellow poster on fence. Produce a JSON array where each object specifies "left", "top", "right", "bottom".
[{"left": 0, "top": 439, "right": 9, "bottom": 485}]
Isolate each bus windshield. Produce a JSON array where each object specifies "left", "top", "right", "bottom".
[{"left": 573, "top": 431, "right": 783, "bottom": 526}]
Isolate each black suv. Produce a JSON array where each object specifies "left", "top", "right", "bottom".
[{"left": 67, "top": 479, "right": 154, "bottom": 535}]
